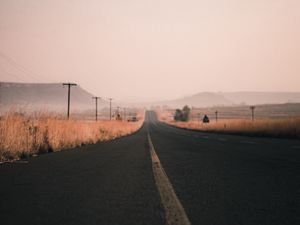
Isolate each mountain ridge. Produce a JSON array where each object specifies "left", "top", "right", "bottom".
[
  {"left": 0, "top": 82, "right": 102, "bottom": 112},
  {"left": 1, "top": 82, "right": 300, "bottom": 110}
]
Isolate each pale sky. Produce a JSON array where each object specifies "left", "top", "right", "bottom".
[{"left": 0, "top": 0, "right": 300, "bottom": 101}]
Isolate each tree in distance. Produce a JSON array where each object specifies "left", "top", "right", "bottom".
[{"left": 174, "top": 105, "right": 191, "bottom": 122}]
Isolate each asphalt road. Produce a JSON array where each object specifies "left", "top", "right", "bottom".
[
  {"left": 1, "top": 111, "right": 300, "bottom": 225},
  {"left": 0, "top": 121, "right": 164, "bottom": 225},
  {"left": 148, "top": 111, "right": 300, "bottom": 225}
]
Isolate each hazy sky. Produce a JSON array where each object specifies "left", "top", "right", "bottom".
[{"left": 0, "top": 0, "right": 300, "bottom": 101}]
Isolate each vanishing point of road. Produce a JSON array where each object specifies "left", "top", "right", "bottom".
[{"left": 1, "top": 111, "right": 299, "bottom": 225}]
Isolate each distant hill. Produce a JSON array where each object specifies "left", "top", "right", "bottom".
[
  {"left": 161, "top": 92, "right": 233, "bottom": 108},
  {"left": 151, "top": 92, "right": 300, "bottom": 108},
  {"left": 222, "top": 92, "right": 300, "bottom": 105},
  {"left": 0, "top": 82, "right": 103, "bottom": 112},
  {"left": 2, "top": 82, "right": 300, "bottom": 111}
]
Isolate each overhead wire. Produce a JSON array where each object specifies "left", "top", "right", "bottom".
[
  {"left": 0, "top": 50, "right": 56, "bottom": 83},
  {"left": 0, "top": 69, "right": 28, "bottom": 83}
]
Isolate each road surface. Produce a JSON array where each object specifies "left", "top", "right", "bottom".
[{"left": 1, "top": 111, "right": 299, "bottom": 225}]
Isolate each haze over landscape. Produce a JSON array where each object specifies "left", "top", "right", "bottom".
[
  {"left": 1, "top": 2, "right": 300, "bottom": 225},
  {"left": 1, "top": 82, "right": 300, "bottom": 112},
  {"left": 1, "top": 0, "right": 300, "bottom": 102}
]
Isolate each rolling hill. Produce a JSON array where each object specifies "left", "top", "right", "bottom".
[
  {"left": 152, "top": 92, "right": 300, "bottom": 108},
  {"left": 1, "top": 82, "right": 300, "bottom": 111},
  {"left": 161, "top": 92, "right": 233, "bottom": 108},
  {"left": 0, "top": 82, "right": 103, "bottom": 112}
]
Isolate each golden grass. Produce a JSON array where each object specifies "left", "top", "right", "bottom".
[
  {"left": 0, "top": 112, "right": 144, "bottom": 162},
  {"left": 157, "top": 110, "right": 300, "bottom": 139}
]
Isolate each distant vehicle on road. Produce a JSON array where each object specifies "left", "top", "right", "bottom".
[
  {"left": 127, "top": 116, "right": 138, "bottom": 122},
  {"left": 203, "top": 114, "right": 210, "bottom": 123}
]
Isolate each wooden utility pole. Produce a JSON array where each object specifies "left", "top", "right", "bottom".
[
  {"left": 117, "top": 106, "right": 120, "bottom": 117},
  {"left": 215, "top": 110, "right": 218, "bottom": 122},
  {"left": 92, "top": 97, "right": 101, "bottom": 121},
  {"left": 63, "top": 83, "right": 77, "bottom": 119},
  {"left": 108, "top": 98, "right": 113, "bottom": 120},
  {"left": 250, "top": 106, "right": 255, "bottom": 121},
  {"left": 123, "top": 108, "right": 126, "bottom": 121},
  {"left": 197, "top": 113, "right": 201, "bottom": 125}
]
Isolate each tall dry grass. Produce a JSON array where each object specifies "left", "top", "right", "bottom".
[
  {"left": 158, "top": 110, "right": 300, "bottom": 139},
  {"left": 0, "top": 112, "right": 144, "bottom": 162}
]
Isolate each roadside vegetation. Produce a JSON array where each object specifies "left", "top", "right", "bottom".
[
  {"left": 174, "top": 105, "right": 191, "bottom": 121},
  {"left": 0, "top": 111, "right": 144, "bottom": 162},
  {"left": 158, "top": 110, "right": 300, "bottom": 139}
]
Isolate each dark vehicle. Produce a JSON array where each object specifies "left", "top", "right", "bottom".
[
  {"left": 127, "top": 116, "right": 138, "bottom": 122},
  {"left": 203, "top": 114, "right": 209, "bottom": 123}
]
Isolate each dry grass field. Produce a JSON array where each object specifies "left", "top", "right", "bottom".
[
  {"left": 0, "top": 111, "right": 144, "bottom": 162},
  {"left": 158, "top": 110, "right": 300, "bottom": 139}
]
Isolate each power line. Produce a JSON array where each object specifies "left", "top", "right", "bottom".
[
  {"left": 250, "top": 106, "right": 255, "bottom": 121},
  {"left": 92, "top": 96, "right": 101, "bottom": 121},
  {"left": 108, "top": 98, "right": 113, "bottom": 120},
  {"left": 63, "top": 83, "right": 77, "bottom": 119},
  {"left": 0, "top": 51, "right": 41, "bottom": 81},
  {"left": 0, "top": 70, "right": 28, "bottom": 83},
  {"left": 0, "top": 50, "right": 55, "bottom": 83}
]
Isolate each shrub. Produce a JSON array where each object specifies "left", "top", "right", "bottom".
[{"left": 174, "top": 105, "right": 191, "bottom": 121}]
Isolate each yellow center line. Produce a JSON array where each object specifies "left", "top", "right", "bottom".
[{"left": 147, "top": 132, "right": 192, "bottom": 225}]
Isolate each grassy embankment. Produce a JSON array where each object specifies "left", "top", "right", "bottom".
[
  {"left": 158, "top": 110, "right": 300, "bottom": 139},
  {"left": 0, "top": 112, "right": 144, "bottom": 162}
]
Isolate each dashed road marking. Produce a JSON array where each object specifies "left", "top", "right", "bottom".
[
  {"left": 241, "top": 141, "right": 257, "bottom": 144},
  {"left": 148, "top": 133, "right": 192, "bottom": 225},
  {"left": 218, "top": 138, "right": 227, "bottom": 142},
  {"left": 202, "top": 136, "right": 210, "bottom": 139},
  {"left": 291, "top": 146, "right": 300, "bottom": 149}
]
